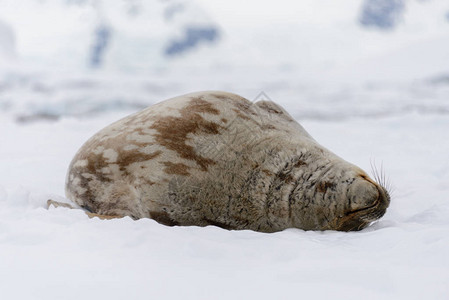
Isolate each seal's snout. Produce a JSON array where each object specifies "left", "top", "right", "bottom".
[
  {"left": 337, "top": 174, "right": 390, "bottom": 231},
  {"left": 348, "top": 175, "right": 381, "bottom": 213}
]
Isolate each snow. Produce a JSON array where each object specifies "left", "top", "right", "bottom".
[
  {"left": 1, "top": 112, "right": 448, "bottom": 299},
  {"left": 1, "top": 0, "right": 449, "bottom": 299}
]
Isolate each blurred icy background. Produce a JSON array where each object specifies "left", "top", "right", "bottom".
[
  {"left": 1, "top": 0, "right": 449, "bottom": 120},
  {"left": 1, "top": 1, "right": 449, "bottom": 299}
]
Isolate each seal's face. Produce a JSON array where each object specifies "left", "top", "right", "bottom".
[
  {"left": 301, "top": 166, "right": 391, "bottom": 231},
  {"left": 333, "top": 173, "right": 390, "bottom": 231},
  {"left": 289, "top": 158, "right": 390, "bottom": 232}
]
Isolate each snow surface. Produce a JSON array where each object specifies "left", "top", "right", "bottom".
[
  {"left": 1, "top": 106, "right": 449, "bottom": 300},
  {"left": 1, "top": 0, "right": 449, "bottom": 299}
]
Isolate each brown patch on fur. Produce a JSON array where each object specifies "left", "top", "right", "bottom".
[
  {"left": 278, "top": 172, "right": 295, "bottom": 184},
  {"left": 211, "top": 93, "right": 265, "bottom": 126},
  {"left": 188, "top": 96, "right": 221, "bottom": 115},
  {"left": 80, "top": 147, "right": 162, "bottom": 176},
  {"left": 232, "top": 108, "right": 251, "bottom": 121},
  {"left": 211, "top": 93, "right": 230, "bottom": 100},
  {"left": 234, "top": 100, "right": 261, "bottom": 121},
  {"left": 257, "top": 101, "right": 284, "bottom": 115},
  {"left": 143, "top": 179, "right": 156, "bottom": 185},
  {"left": 233, "top": 99, "right": 252, "bottom": 112},
  {"left": 221, "top": 118, "right": 228, "bottom": 123},
  {"left": 212, "top": 93, "right": 259, "bottom": 119},
  {"left": 211, "top": 93, "right": 249, "bottom": 103},
  {"left": 162, "top": 162, "right": 190, "bottom": 176},
  {"left": 294, "top": 160, "right": 307, "bottom": 168},
  {"left": 317, "top": 181, "right": 337, "bottom": 193},
  {"left": 261, "top": 124, "right": 277, "bottom": 130},
  {"left": 150, "top": 211, "right": 179, "bottom": 226},
  {"left": 150, "top": 98, "right": 222, "bottom": 171},
  {"left": 69, "top": 171, "right": 93, "bottom": 204},
  {"left": 117, "top": 150, "right": 162, "bottom": 171},
  {"left": 262, "top": 169, "right": 273, "bottom": 176},
  {"left": 74, "top": 125, "right": 161, "bottom": 173},
  {"left": 67, "top": 136, "right": 162, "bottom": 212},
  {"left": 84, "top": 152, "right": 112, "bottom": 182}
]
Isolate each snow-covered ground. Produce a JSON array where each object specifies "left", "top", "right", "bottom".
[
  {"left": 1, "top": 0, "right": 449, "bottom": 299},
  {"left": 1, "top": 105, "right": 448, "bottom": 300}
]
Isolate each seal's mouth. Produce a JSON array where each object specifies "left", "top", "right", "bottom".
[
  {"left": 346, "top": 185, "right": 383, "bottom": 216},
  {"left": 346, "top": 199, "right": 379, "bottom": 216},
  {"left": 337, "top": 184, "right": 390, "bottom": 231}
]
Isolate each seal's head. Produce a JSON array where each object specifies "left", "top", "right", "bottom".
[
  {"left": 333, "top": 171, "right": 390, "bottom": 231},
  {"left": 290, "top": 158, "right": 391, "bottom": 231}
]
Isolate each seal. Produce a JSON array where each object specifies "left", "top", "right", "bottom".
[{"left": 64, "top": 91, "right": 390, "bottom": 232}]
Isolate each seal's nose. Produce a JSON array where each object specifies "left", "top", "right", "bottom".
[
  {"left": 347, "top": 175, "right": 381, "bottom": 213},
  {"left": 337, "top": 173, "right": 390, "bottom": 231}
]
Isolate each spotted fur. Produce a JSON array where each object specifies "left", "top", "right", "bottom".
[{"left": 65, "top": 91, "right": 390, "bottom": 232}]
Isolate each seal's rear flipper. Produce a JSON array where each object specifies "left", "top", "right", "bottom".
[
  {"left": 85, "top": 212, "right": 122, "bottom": 220},
  {"left": 47, "top": 199, "right": 121, "bottom": 220},
  {"left": 47, "top": 199, "right": 74, "bottom": 209}
]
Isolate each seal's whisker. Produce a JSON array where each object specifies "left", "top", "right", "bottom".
[
  {"left": 384, "top": 176, "right": 394, "bottom": 198},
  {"left": 370, "top": 159, "right": 379, "bottom": 183},
  {"left": 370, "top": 159, "right": 393, "bottom": 197}
]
